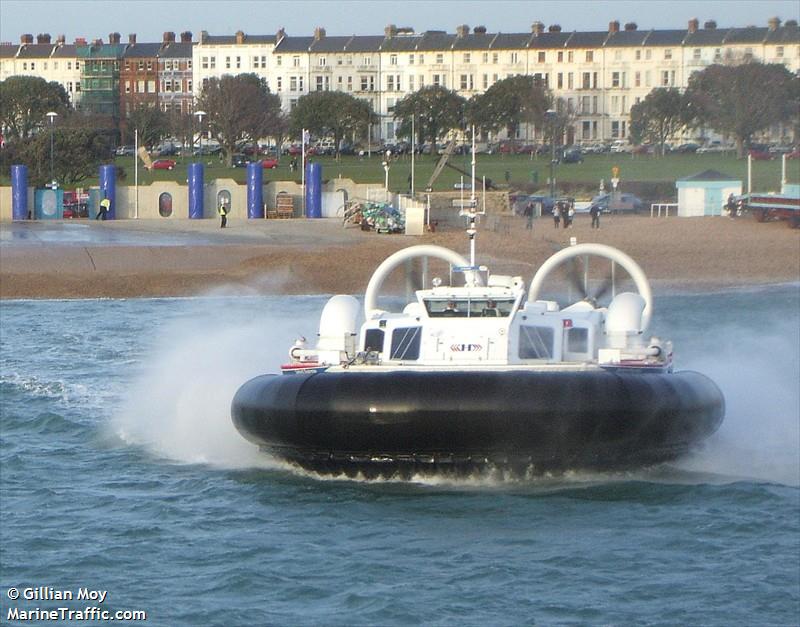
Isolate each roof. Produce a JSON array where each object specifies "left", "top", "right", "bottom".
[
  {"left": 489, "top": 33, "right": 530, "bottom": 50},
  {"left": 16, "top": 43, "right": 55, "bottom": 58},
  {"left": 529, "top": 32, "right": 572, "bottom": 49},
  {"left": 644, "top": 29, "right": 686, "bottom": 46},
  {"left": 342, "top": 35, "right": 383, "bottom": 52},
  {"left": 452, "top": 32, "right": 495, "bottom": 50},
  {"left": 606, "top": 30, "right": 649, "bottom": 47},
  {"left": 201, "top": 34, "right": 275, "bottom": 45},
  {"left": 274, "top": 36, "right": 314, "bottom": 52},
  {"left": 159, "top": 41, "right": 194, "bottom": 58},
  {"left": 0, "top": 44, "right": 18, "bottom": 58},
  {"left": 565, "top": 31, "right": 608, "bottom": 48},
  {"left": 679, "top": 169, "right": 739, "bottom": 182},
  {"left": 51, "top": 44, "right": 79, "bottom": 58},
  {"left": 308, "top": 35, "right": 354, "bottom": 53},
  {"left": 122, "top": 43, "right": 161, "bottom": 58}
]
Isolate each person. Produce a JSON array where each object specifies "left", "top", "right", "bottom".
[
  {"left": 483, "top": 300, "right": 500, "bottom": 317},
  {"left": 552, "top": 204, "right": 561, "bottom": 228},
  {"left": 590, "top": 203, "right": 601, "bottom": 229},
  {"left": 523, "top": 201, "right": 534, "bottom": 230},
  {"left": 96, "top": 195, "right": 110, "bottom": 221},
  {"left": 567, "top": 202, "right": 575, "bottom": 229},
  {"left": 726, "top": 193, "right": 736, "bottom": 219},
  {"left": 218, "top": 200, "right": 229, "bottom": 228},
  {"left": 407, "top": 173, "right": 413, "bottom": 193},
  {"left": 560, "top": 201, "right": 569, "bottom": 229},
  {"left": 442, "top": 300, "right": 459, "bottom": 316}
]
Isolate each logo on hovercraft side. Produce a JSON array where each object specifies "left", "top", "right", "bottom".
[{"left": 450, "top": 343, "right": 483, "bottom": 352}]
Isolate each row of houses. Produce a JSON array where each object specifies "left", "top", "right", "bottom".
[{"left": 2, "top": 17, "right": 798, "bottom": 144}]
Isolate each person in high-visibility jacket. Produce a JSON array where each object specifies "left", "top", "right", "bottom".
[
  {"left": 96, "top": 196, "right": 111, "bottom": 220},
  {"left": 218, "top": 201, "right": 228, "bottom": 228}
]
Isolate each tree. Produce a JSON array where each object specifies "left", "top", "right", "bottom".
[
  {"left": 685, "top": 62, "right": 800, "bottom": 157},
  {"left": 290, "top": 91, "right": 373, "bottom": 156},
  {"left": 466, "top": 75, "right": 549, "bottom": 139},
  {"left": 629, "top": 88, "right": 688, "bottom": 156},
  {"left": 393, "top": 86, "right": 466, "bottom": 146},
  {"left": 0, "top": 111, "right": 115, "bottom": 186},
  {"left": 126, "top": 106, "right": 169, "bottom": 149},
  {"left": 196, "top": 73, "right": 284, "bottom": 165},
  {"left": 0, "top": 75, "right": 69, "bottom": 141}
]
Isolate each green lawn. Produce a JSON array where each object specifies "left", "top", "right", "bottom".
[{"left": 4, "top": 152, "right": 797, "bottom": 196}]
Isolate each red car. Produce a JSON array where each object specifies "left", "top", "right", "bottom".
[
  {"left": 261, "top": 158, "right": 279, "bottom": 169},
  {"left": 748, "top": 149, "right": 773, "bottom": 161},
  {"left": 151, "top": 159, "right": 177, "bottom": 170}
]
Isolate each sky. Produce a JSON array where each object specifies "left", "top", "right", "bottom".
[{"left": 1, "top": 0, "right": 799, "bottom": 44}]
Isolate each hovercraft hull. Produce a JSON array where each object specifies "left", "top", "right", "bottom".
[{"left": 231, "top": 369, "right": 724, "bottom": 477}]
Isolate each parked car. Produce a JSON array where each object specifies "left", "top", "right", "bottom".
[
  {"left": 748, "top": 148, "right": 774, "bottom": 160},
  {"left": 115, "top": 145, "right": 136, "bottom": 156},
  {"left": 589, "top": 192, "right": 643, "bottom": 214},
  {"left": 261, "top": 158, "right": 279, "bottom": 169},
  {"left": 610, "top": 140, "right": 631, "bottom": 153},
  {"left": 231, "top": 154, "right": 249, "bottom": 168},
  {"left": 561, "top": 148, "right": 584, "bottom": 164},
  {"left": 675, "top": 143, "right": 700, "bottom": 154},
  {"left": 151, "top": 159, "right": 177, "bottom": 170}
]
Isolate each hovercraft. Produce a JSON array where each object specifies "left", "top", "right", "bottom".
[{"left": 232, "top": 193, "right": 724, "bottom": 478}]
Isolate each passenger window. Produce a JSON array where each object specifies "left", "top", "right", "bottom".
[
  {"left": 519, "top": 326, "right": 553, "bottom": 359},
  {"left": 363, "top": 328, "right": 385, "bottom": 352},
  {"left": 567, "top": 327, "right": 588, "bottom": 353},
  {"left": 390, "top": 327, "right": 421, "bottom": 360}
]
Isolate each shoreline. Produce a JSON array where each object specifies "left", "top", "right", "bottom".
[{"left": 1, "top": 216, "right": 798, "bottom": 300}]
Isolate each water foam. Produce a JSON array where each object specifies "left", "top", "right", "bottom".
[
  {"left": 112, "top": 296, "right": 318, "bottom": 469},
  {"left": 673, "top": 317, "right": 800, "bottom": 487}
]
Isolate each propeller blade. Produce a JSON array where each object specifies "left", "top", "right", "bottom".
[
  {"left": 565, "top": 257, "right": 588, "bottom": 299},
  {"left": 593, "top": 271, "right": 615, "bottom": 301}
]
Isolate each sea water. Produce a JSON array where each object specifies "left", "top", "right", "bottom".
[{"left": 1, "top": 287, "right": 798, "bottom": 626}]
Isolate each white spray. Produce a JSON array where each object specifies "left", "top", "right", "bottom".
[{"left": 112, "top": 295, "right": 319, "bottom": 469}]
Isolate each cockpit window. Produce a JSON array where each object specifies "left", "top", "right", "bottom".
[
  {"left": 390, "top": 327, "right": 421, "bottom": 360},
  {"left": 425, "top": 298, "right": 514, "bottom": 318}
]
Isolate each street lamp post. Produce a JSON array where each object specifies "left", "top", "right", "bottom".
[
  {"left": 382, "top": 150, "right": 391, "bottom": 202},
  {"left": 46, "top": 111, "right": 58, "bottom": 188},
  {"left": 194, "top": 110, "right": 206, "bottom": 158},
  {"left": 546, "top": 108, "right": 557, "bottom": 198}
]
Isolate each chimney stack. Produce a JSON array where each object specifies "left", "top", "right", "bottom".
[
  {"left": 235, "top": 30, "right": 245, "bottom": 44},
  {"left": 93, "top": 38, "right": 103, "bottom": 47},
  {"left": 785, "top": 19, "right": 797, "bottom": 27},
  {"left": 688, "top": 18, "right": 699, "bottom": 33},
  {"left": 474, "top": 25, "right": 487, "bottom": 35},
  {"left": 624, "top": 22, "right": 637, "bottom": 31},
  {"left": 20, "top": 33, "right": 33, "bottom": 44},
  {"left": 128, "top": 33, "right": 136, "bottom": 45},
  {"left": 74, "top": 37, "right": 87, "bottom": 45},
  {"left": 704, "top": 20, "right": 717, "bottom": 30},
  {"left": 314, "top": 27, "right": 326, "bottom": 40},
  {"left": 456, "top": 24, "right": 469, "bottom": 38},
  {"left": 768, "top": 17, "right": 781, "bottom": 31},
  {"left": 109, "top": 32, "right": 120, "bottom": 44},
  {"left": 57, "top": 34, "right": 65, "bottom": 45},
  {"left": 384, "top": 24, "right": 397, "bottom": 38},
  {"left": 276, "top": 28, "right": 285, "bottom": 43},
  {"left": 608, "top": 20, "right": 620, "bottom": 33},
  {"left": 162, "top": 31, "right": 175, "bottom": 44},
  {"left": 36, "top": 33, "right": 51, "bottom": 44},
  {"left": 181, "top": 31, "right": 192, "bottom": 43},
  {"left": 531, "top": 21, "right": 545, "bottom": 35},
  {"left": 548, "top": 24, "right": 562, "bottom": 32}
]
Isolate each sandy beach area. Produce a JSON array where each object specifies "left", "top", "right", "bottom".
[{"left": 1, "top": 214, "right": 798, "bottom": 299}]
